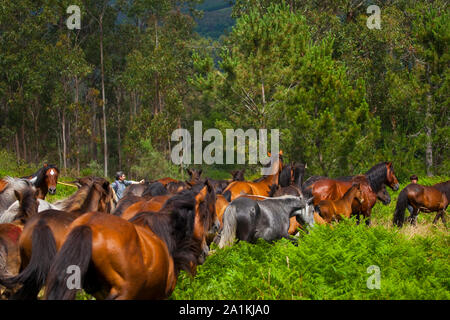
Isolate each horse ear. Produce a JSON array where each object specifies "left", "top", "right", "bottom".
[
  {"left": 387, "top": 162, "right": 392, "bottom": 168},
  {"left": 205, "top": 179, "right": 214, "bottom": 193},
  {"left": 199, "top": 169, "right": 203, "bottom": 176},
  {"left": 187, "top": 168, "right": 192, "bottom": 176},
  {"left": 267, "top": 152, "right": 272, "bottom": 157},
  {"left": 14, "top": 190, "right": 21, "bottom": 201},
  {"left": 279, "top": 150, "right": 283, "bottom": 156},
  {"left": 195, "top": 185, "right": 208, "bottom": 203}
]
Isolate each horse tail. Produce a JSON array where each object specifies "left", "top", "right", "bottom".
[
  {"left": 393, "top": 187, "right": 409, "bottom": 227},
  {"left": 45, "top": 225, "right": 92, "bottom": 300},
  {"left": 217, "top": 205, "right": 237, "bottom": 248},
  {"left": 223, "top": 190, "right": 232, "bottom": 202},
  {"left": 0, "top": 219, "right": 57, "bottom": 300}
]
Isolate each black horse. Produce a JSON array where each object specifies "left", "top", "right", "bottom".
[{"left": 216, "top": 195, "right": 314, "bottom": 248}]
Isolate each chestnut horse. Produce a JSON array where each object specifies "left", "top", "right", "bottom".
[
  {"left": 222, "top": 151, "right": 284, "bottom": 202},
  {"left": 0, "top": 177, "right": 113, "bottom": 300},
  {"left": 315, "top": 183, "right": 364, "bottom": 224},
  {"left": 44, "top": 184, "right": 218, "bottom": 300},
  {"left": 393, "top": 180, "right": 449, "bottom": 227},
  {"left": 22, "top": 164, "right": 59, "bottom": 200},
  {"left": 302, "top": 162, "right": 400, "bottom": 225}
]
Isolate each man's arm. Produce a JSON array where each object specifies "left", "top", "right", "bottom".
[{"left": 124, "top": 179, "right": 144, "bottom": 186}]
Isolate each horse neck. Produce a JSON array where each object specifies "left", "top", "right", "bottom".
[
  {"left": 262, "top": 161, "right": 282, "bottom": 186},
  {"left": 85, "top": 189, "right": 103, "bottom": 213},
  {"left": 58, "top": 184, "right": 92, "bottom": 212},
  {"left": 342, "top": 187, "right": 358, "bottom": 203}
]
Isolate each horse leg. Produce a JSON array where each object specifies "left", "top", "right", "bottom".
[
  {"left": 363, "top": 208, "right": 372, "bottom": 226},
  {"left": 407, "top": 208, "right": 419, "bottom": 225},
  {"left": 432, "top": 211, "right": 440, "bottom": 225},
  {"left": 440, "top": 210, "right": 448, "bottom": 228},
  {"left": 409, "top": 208, "right": 419, "bottom": 226}
]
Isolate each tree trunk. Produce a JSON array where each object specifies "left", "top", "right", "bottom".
[
  {"left": 425, "top": 93, "right": 433, "bottom": 176},
  {"left": 62, "top": 108, "right": 67, "bottom": 170},
  {"left": 21, "top": 119, "right": 26, "bottom": 162},
  {"left": 425, "top": 65, "right": 433, "bottom": 177},
  {"left": 15, "top": 132, "right": 20, "bottom": 162},
  {"left": 75, "top": 77, "right": 80, "bottom": 176},
  {"left": 99, "top": 14, "right": 108, "bottom": 177}
]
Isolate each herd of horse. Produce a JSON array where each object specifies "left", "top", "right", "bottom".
[{"left": 0, "top": 154, "right": 448, "bottom": 300}]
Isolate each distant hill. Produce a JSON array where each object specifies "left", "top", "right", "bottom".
[{"left": 195, "top": 0, "right": 235, "bottom": 39}]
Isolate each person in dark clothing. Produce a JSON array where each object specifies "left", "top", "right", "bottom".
[{"left": 111, "top": 171, "right": 144, "bottom": 200}]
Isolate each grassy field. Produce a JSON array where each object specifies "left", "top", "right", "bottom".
[{"left": 1, "top": 152, "right": 448, "bottom": 300}]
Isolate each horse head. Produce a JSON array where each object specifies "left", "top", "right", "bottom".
[
  {"left": 376, "top": 184, "right": 391, "bottom": 205},
  {"left": 353, "top": 183, "right": 364, "bottom": 204},
  {"left": 295, "top": 196, "right": 315, "bottom": 228},
  {"left": 386, "top": 162, "right": 400, "bottom": 191},
  {"left": 41, "top": 164, "right": 59, "bottom": 195},
  {"left": 194, "top": 180, "right": 218, "bottom": 264}
]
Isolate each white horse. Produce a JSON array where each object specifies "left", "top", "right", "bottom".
[{"left": 0, "top": 177, "right": 35, "bottom": 213}]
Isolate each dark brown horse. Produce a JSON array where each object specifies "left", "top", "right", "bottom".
[
  {"left": 222, "top": 151, "right": 284, "bottom": 202},
  {"left": 0, "top": 176, "right": 113, "bottom": 300},
  {"left": 22, "top": 164, "right": 59, "bottom": 200},
  {"left": 44, "top": 184, "right": 218, "bottom": 300},
  {"left": 302, "top": 162, "right": 399, "bottom": 225},
  {"left": 393, "top": 180, "right": 449, "bottom": 227}
]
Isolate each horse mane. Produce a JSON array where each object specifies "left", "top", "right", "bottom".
[
  {"left": 365, "top": 162, "right": 390, "bottom": 192},
  {"left": 292, "top": 163, "right": 306, "bottom": 186},
  {"left": 54, "top": 179, "right": 94, "bottom": 212},
  {"left": 129, "top": 190, "right": 200, "bottom": 275},
  {"left": 279, "top": 164, "right": 292, "bottom": 187},
  {"left": 433, "top": 180, "right": 450, "bottom": 200},
  {"left": 15, "top": 187, "right": 38, "bottom": 223}
]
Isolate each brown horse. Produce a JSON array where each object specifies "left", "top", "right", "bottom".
[
  {"left": 0, "top": 185, "right": 39, "bottom": 299},
  {"left": 315, "top": 183, "right": 364, "bottom": 224},
  {"left": 22, "top": 164, "right": 59, "bottom": 200},
  {"left": 0, "top": 176, "right": 113, "bottom": 300},
  {"left": 222, "top": 151, "right": 284, "bottom": 202},
  {"left": 302, "top": 162, "right": 399, "bottom": 225},
  {"left": 393, "top": 180, "right": 449, "bottom": 227},
  {"left": 44, "top": 184, "right": 218, "bottom": 300},
  {"left": 120, "top": 195, "right": 172, "bottom": 221}
]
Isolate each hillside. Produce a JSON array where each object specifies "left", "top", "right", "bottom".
[{"left": 195, "top": 0, "right": 235, "bottom": 39}]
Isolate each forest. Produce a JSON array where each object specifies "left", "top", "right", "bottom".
[{"left": 0, "top": 0, "right": 448, "bottom": 181}]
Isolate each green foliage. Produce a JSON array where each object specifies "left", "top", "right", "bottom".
[
  {"left": 130, "top": 138, "right": 183, "bottom": 180},
  {"left": 80, "top": 160, "right": 105, "bottom": 178},
  {"left": 0, "top": 149, "right": 35, "bottom": 178}
]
